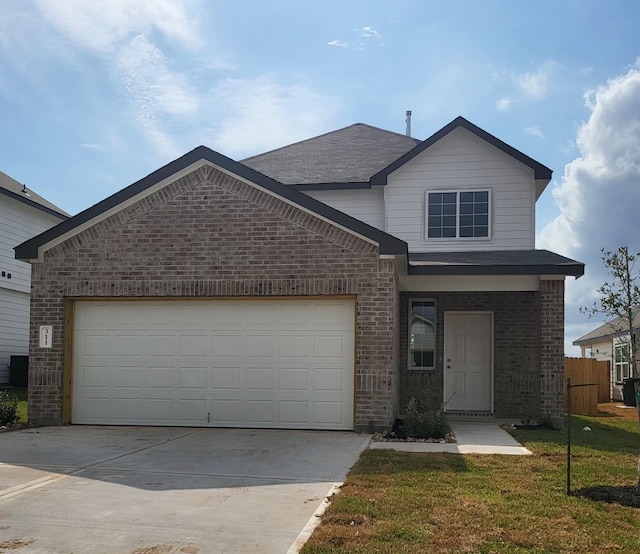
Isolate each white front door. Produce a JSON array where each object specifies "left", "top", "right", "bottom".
[{"left": 444, "top": 312, "right": 492, "bottom": 412}]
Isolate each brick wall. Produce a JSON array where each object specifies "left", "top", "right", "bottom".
[
  {"left": 399, "top": 290, "right": 542, "bottom": 419},
  {"left": 28, "top": 164, "right": 396, "bottom": 431},
  {"left": 539, "top": 279, "right": 565, "bottom": 427}
]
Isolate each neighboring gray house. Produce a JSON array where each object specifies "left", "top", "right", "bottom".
[
  {"left": 0, "top": 170, "right": 68, "bottom": 383},
  {"left": 573, "top": 311, "right": 640, "bottom": 401},
  {"left": 16, "top": 117, "right": 583, "bottom": 430}
]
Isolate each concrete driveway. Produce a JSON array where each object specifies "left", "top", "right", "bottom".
[{"left": 0, "top": 426, "right": 370, "bottom": 553}]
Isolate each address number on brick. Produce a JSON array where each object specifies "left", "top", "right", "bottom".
[{"left": 39, "top": 325, "right": 53, "bottom": 348}]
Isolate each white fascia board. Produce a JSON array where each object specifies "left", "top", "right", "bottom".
[{"left": 399, "top": 274, "right": 539, "bottom": 292}]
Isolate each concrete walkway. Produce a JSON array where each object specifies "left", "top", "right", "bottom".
[{"left": 369, "top": 421, "right": 532, "bottom": 455}]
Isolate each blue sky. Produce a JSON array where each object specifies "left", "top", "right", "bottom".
[{"left": 1, "top": 0, "right": 640, "bottom": 352}]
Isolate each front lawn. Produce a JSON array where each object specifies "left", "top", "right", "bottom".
[{"left": 303, "top": 406, "right": 640, "bottom": 553}]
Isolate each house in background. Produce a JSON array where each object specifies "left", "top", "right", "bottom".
[
  {"left": 0, "top": 171, "right": 69, "bottom": 384},
  {"left": 573, "top": 311, "right": 640, "bottom": 401},
  {"left": 16, "top": 116, "right": 583, "bottom": 430}
]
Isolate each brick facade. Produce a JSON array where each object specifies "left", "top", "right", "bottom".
[
  {"left": 539, "top": 279, "right": 565, "bottom": 427},
  {"left": 399, "top": 290, "right": 550, "bottom": 421},
  {"left": 28, "top": 164, "right": 396, "bottom": 431}
]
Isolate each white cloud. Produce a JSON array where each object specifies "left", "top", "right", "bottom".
[
  {"left": 537, "top": 61, "right": 640, "bottom": 347},
  {"left": 114, "top": 33, "right": 199, "bottom": 157},
  {"left": 496, "top": 97, "right": 513, "bottom": 112},
  {"left": 360, "top": 26, "right": 381, "bottom": 39},
  {"left": 33, "top": 0, "right": 203, "bottom": 158},
  {"left": 34, "top": 0, "right": 201, "bottom": 53},
  {"left": 524, "top": 125, "right": 545, "bottom": 138},
  {"left": 513, "top": 61, "right": 557, "bottom": 101},
  {"left": 81, "top": 143, "right": 103, "bottom": 151},
  {"left": 328, "top": 40, "right": 348, "bottom": 48},
  {"left": 206, "top": 77, "right": 342, "bottom": 158}
]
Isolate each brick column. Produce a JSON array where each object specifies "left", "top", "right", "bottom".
[{"left": 539, "top": 278, "right": 565, "bottom": 428}]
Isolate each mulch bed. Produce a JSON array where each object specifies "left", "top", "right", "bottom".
[{"left": 573, "top": 485, "right": 640, "bottom": 508}]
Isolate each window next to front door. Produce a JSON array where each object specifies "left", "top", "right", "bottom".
[
  {"left": 410, "top": 300, "right": 435, "bottom": 369},
  {"left": 426, "top": 191, "right": 490, "bottom": 239}
]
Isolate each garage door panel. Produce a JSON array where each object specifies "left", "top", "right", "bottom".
[
  {"left": 212, "top": 334, "right": 242, "bottom": 356},
  {"left": 314, "top": 335, "right": 347, "bottom": 357},
  {"left": 211, "top": 399, "right": 240, "bottom": 423},
  {"left": 279, "top": 401, "right": 309, "bottom": 424},
  {"left": 178, "top": 398, "right": 207, "bottom": 421},
  {"left": 144, "top": 398, "right": 175, "bottom": 422},
  {"left": 279, "top": 368, "right": 308, "bottom": 391},
  {"left": 314, "top": 368, "right": 345, "bottom": 391},
  {"left": 178, "top": 367, "right": 208, "bottom": 388},
  {"left": 79, "top": 364, "right": 111, "bottom": 388},
  {"left": 212, "top": 368, "right": 243, "bottom": 389},
  {"left": 245, "top": 367, "right": 274, "bottom": 390},
  {"left": 179, "top": 335, "right": 209, "bottom": 356},
  {"left": 146, "top": 366, "right": 175, "bottom": 388},
  {"left": 73, "top": 299, "right": 355, "bottom": 429},
  {"left": 113, "top": 366, "right": 144, "bottom": 388},
  {"left": 314, "top": 401, "right": 343, "bottom": 425},
  {"left": 246, "top": 335, "right": 275, "bottom": 357},
  {"left": 147, "top": 335, "right": 175, "bottom": 356},
  {"left": 280, "top": 335, "right": 310, "bottom": 357},
  {"left": 82, "top": 335, "right": 111, "bottom": 356},
  {"left": 245, "top": 400, "right": 274, "bottom": 423}
]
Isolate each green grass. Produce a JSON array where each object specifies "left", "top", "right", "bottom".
[
  {"left": 0, "top": 387, "right": 27, "bottom": 424},
  {"left": 302, "top": 412, "right": 640, "bottom": 554}
]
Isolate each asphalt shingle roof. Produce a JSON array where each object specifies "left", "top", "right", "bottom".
[
  {"left": 573, "top": 311, "right": 640, "bottom": 345},
  {"left": 0, "top": 170, "right": 69, "bottom": 218},
  {"left": 242, "top": 123, "right": 420, "bottom": 184},
  {"left": 408, "top": 249, "right": 584, "bottom": 277}
]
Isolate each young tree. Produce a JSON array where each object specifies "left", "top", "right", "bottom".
[
  {"left": 582, "top": 246, "right": 640, "bottom": 379},
  {"left": 582, "top": 246, "right": 640, "bottom": 494}
]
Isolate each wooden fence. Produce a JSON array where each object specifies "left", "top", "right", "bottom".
[{"left": 564, "top": 357, "right": 611, "bottom": 416}]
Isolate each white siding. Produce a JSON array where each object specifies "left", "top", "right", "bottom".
[
  {"left": 0, "top": 195, "right": 64, "bottom": 383},
  {"left": 385, "top": 127, "right": 536, "bottom": 252},
  {"left": 303, "top": 188, "right": 385, "bottom": 230},
  {"left": 0, "top": 288, "right": 30, "bottom": 383},
  {"left": 0, "top": 195, "right": 63, "bottom": 294}
]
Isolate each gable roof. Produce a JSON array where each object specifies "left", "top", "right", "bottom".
[
  {"left": 242, "top": 117, "right": 552, "bottom": 193},
  {"left": 0, "top": 169, "right": 70, "bottom": 219},
  {"left": 408, "top": 249, "right": 584, "bottom": 277},
  {"left": 242, "top": 123, "right": 420, "bottom": 186},
  {"left": 370, "top": 116, "right": 552, "bottom": 185},
  {"left": 573, "top": 310, "right": 640, "bottom": 346},
  {"left": 15, "top": 146, "right": 408, "bottom": 262}
]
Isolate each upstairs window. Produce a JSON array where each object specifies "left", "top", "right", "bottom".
[{"left": 426, "top": 191, "right": 490, "bottom": 239}]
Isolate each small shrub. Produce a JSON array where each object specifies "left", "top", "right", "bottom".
[
  {"left": 0, "top": 390, "right": 19, "bottom": 426},
  {"left": 403, "top": 397, "right": 451, "bottom": 439}
]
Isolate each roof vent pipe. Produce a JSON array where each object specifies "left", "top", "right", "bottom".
[{"left": 405, "top": 110, "right": 412, "bottom": 137}]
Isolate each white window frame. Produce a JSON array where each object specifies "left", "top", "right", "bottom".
[
  {"left": 614, "top": 342, "right": 631, "bottom": 383},
  {"left": 409, "top": 299, "right": 436, "bottom": 370},
  {"left": 424, "top": 190, "right": 492, "bottom": 241}
]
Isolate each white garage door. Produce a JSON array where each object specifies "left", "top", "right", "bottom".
[{"left": 72, "top": 299, "right": 355, "bottom": 430}]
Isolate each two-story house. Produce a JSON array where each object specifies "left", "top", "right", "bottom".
[
  {"left": 16, "top": 117, "right": 583, "bottom": 430},
  {"left": 0, "top": 171, "right": 68, "bottom": 384}
]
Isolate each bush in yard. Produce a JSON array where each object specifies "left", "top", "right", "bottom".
[
  {"left": 0, "top": 390, "right": 19, "bottom": 426},
  {"left": 403, "top": 396, "right": 451, "bottom": 439}
]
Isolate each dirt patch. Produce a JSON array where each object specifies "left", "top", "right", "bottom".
[
  {"left": 0, "top": 539, "right": 36, "bottom": 551},
  {"left": 597, "top": 402, "right": 639, "bottom": 421},
  {"left": 573, "top": 485, "right": 640, "bottom": 508}
]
